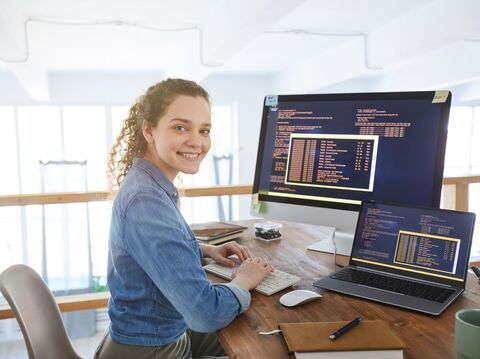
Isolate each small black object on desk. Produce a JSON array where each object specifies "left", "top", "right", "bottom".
[{"left": 254, "top": 222, "right": 282, "bottom": 241}]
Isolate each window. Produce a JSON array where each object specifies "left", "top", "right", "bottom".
[
  {"left": 443, "top": 106, "right": 480, "bottom": 256},
  {"left": 0, "top": 106, "right": 113, "bottom": 285},
  {"left": 472, "top": 108, "right": 480, "bottom": 174},
  {"left": 17, "top": 106, "right": 62, "bottom": 193},
  {"left": 0, "top": 106, "right": 19, "bottom": 194},
  {"left": 62, "top": 106, "right": 107, "bottom": 190},
  {"left": 444, "top": 107, "right": 474, "bottom": 176}
]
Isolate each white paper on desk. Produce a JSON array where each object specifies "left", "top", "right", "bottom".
[{"left": 295, "top": 350, "right": 404, "bottom": 359}]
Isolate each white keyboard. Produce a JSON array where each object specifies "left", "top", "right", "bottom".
[{"left": 203, "top": 262, "right": 301, "bottom": 296}]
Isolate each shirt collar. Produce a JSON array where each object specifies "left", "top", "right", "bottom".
[{"left": 132, "top": 157, "right": 179, "bottom": 201}]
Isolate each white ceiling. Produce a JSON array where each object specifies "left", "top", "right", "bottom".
[{"left": 1, "top": 0, "right": 480, "bottom": 102}]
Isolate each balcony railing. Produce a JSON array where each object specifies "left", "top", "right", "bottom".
[{"left": 0, "top": 185, "right": 253, "bottom": 207}]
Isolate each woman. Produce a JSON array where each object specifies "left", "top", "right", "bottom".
[{"left": 95, "top": 78, "right": 273, "bottom": 359}]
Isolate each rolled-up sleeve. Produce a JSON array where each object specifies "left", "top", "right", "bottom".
[
  {"left": 216, "top": 283, "right": 250, "bottom": 313},
  {"left": 122, "top": 191, "right": 250, "bottom": 333}
]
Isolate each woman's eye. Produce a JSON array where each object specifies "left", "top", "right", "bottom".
[
  {"left": 201, "top": 129, "right": 211, "bottom": 135},
  {"left": 174, "top": 125, "right": 186, "bottom": 132}
]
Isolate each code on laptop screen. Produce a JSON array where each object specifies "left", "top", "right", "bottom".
[{"left": 350, "top": 202, "right": 475, "bottom": 282}]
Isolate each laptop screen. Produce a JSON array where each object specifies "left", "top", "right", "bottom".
[{"left": 350, "top": 202, "right": 476, "bottom": 286}]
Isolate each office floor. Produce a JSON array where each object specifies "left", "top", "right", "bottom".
[{"left": 0, "top": 330, "right": 105, "bottom": 359}]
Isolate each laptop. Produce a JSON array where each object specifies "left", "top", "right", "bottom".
[{"left": 314, "top": 201, "right": 476, "bottom": 315}]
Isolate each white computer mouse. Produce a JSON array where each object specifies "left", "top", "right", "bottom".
[{"left": 279, "top": 289, "right": 322, "bottom": 307}]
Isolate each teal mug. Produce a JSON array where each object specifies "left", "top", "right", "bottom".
[{"left": 455, "top": 309, "right": 480, "bottom": 359}]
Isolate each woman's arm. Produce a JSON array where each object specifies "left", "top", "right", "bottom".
[{"left": 123, "top": 192, "right": 251, "bottom": 332}]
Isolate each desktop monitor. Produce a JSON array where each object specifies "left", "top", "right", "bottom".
[{"left": 251, "top": 91, "right": 451, "bottom": 255}]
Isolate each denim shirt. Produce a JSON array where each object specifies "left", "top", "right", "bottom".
[{"left": 107, "top": 158, "right": 251, "bottom": 346}]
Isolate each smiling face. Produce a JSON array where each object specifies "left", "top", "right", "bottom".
[{"left": 142, "top": 95, "right": 212, "bottom": 181}]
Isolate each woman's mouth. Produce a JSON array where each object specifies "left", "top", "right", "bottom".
[{"left": 178, "top": 152, "right": 200, "bottom": 160}]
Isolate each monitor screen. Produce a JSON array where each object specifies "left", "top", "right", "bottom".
[
  {"left": 252, "top": 91, "right": 451, "bottom": 254},
  {"left": 351, "top": 202, "right": 475, "bottom": 285}
]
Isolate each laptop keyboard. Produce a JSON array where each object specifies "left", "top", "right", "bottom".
[{"left": 331, "top": 268, "right": 455, "bottom": 303}]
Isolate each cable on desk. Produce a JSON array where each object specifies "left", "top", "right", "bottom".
[{"left": 258, "top": 329, "right": 282, "bottom": 335}]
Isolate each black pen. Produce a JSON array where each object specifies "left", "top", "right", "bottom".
[{"left": 329, "top": 317, "right": 362, "bottom": 340}]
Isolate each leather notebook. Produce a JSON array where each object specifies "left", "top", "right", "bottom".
[
  {"left": 190, "top": 222, "right": 248, "bottom": 245},
  {"left": 279, "top": 320, "right": 407, "bottom": 353}
]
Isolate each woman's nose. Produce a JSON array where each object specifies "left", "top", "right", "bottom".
[{"left": 186, "top": 132, "right": 202, "bottom": 147}]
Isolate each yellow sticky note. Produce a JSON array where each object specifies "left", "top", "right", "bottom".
[
  {"left": 432, "top": 90, "right": 449, "bottom": 103},
  {"left": 251, "top": 193, "right": 259, "bottom": 205}
]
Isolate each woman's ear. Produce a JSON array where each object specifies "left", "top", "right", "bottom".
[{"left": 142, "top": 120, "right": 154, "bottom": 144}]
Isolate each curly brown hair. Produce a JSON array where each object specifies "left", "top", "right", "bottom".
[{"left": 107, "top": 78, "right": 210, "bottom": 191}]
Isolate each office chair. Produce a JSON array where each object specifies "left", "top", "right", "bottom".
[{"left": 0, "top": 264, "right": 83, "bottom": 359}]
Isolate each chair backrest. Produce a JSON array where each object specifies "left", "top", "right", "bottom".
[{"left": 0, "top": 264, "right": 83, "bottom": 359}]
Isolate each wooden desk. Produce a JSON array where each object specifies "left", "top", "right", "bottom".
[{"left": 214, "top": 220, "right": 480, "bottom": 359}]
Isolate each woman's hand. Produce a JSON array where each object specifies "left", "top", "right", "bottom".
[
  {"left": 231, "top": 257, "right": 274, "bottom": 291},
  {"left": 202, "top": 242, "right": 252, "bottom": 267}
]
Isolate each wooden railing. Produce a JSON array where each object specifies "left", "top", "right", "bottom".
[
  {"left": 0, "top": 178, "right": 479, "bottom": 320},
  {"left": 0, "top": 292, "right": 110, "bottom": 320},
  {"left": 0, "top": 185, "right": 253, "bottom": 207},
  {"left": 0, "top": 177, "right": 478, "bottom": 209}
]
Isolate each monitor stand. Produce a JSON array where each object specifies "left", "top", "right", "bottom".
[{"left": 307, "top": 230, "right": 354, "bottom": 256}]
